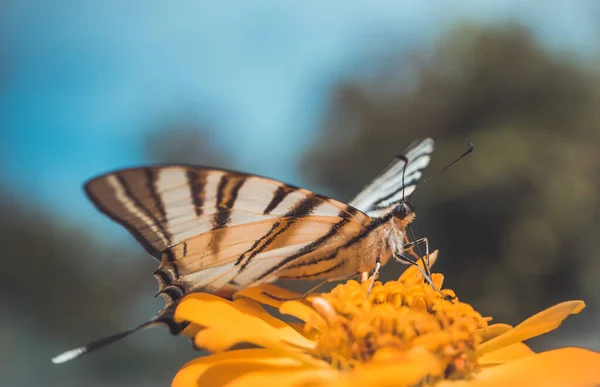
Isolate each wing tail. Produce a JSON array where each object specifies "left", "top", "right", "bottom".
[
  {"left": 52, "top": 323, "right": 150, "bottom": 364},
  {"left": 52, "top": 306, "right": 185, "bottom": 364}
]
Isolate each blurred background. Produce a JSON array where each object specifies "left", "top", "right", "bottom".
[{"left": 2, "top": 1, "right": 600, "bottom": 386}]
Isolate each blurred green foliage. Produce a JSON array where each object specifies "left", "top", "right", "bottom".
[{"left": 302, "top": 24, "right": 600, "bottom": 331}]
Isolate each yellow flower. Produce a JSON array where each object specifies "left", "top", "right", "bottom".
[{"left": 172, "top": 252, "right": 600, "bottom": 387}]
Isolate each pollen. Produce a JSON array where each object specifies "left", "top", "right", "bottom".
[{"left": 305, "top": 275, "right": 488, "bottom": 380}]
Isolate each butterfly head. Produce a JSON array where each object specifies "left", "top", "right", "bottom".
[{"left": 392, "top": 201, "right": 416, "bottom": 228}]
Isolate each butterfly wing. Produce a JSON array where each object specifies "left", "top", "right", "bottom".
[
  {"left": 349, "top": 138, "right": 434, "bottom": 216},
  {"left": 85, "top": 166, "right": 371, "bottom": 297}
]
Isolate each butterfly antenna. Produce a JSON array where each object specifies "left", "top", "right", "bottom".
[
  {"left": 413, "top": 142, "right": 474, "bottom": 194},
  {"left": 52, "top": 320, "right": 156, "bottom": 364}
]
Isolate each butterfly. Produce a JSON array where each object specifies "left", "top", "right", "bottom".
[{"left": 53, "top": 138, "right": 436, "bottom": 364}]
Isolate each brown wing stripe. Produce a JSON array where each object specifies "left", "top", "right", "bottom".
[
  {"left": 234, "top": 220, "right": 278, "bottom": 266},
  {"left": 235, "top": 194, "right": 324, "bottom": 271},
  {"left": 116, "top": 172, "right": 172, "bottom": 246},
  {"left": 263, "top": 185, "right": 293, "bottom": 215},
  {"left": 162, "top": 247, "right": 177, "bottom": 263},
  {"left": 268, "top": 213, "right": 391, "bottom": 276},
  {"left": 145, "top": 168, "right": 168, "bottom": 224},
  {"left": 253, "top": 207, "right": 357, "bottom": 281},
  {"left": 85, "top": 184, "right": 161, "bottom": 258},
  {"left": 186, "top": 169, "right": 207, "bottom": 217},
  {"left": 210, "top": 174, "right": 247, "bottom": 255},
  {"left": 212, "top": 174, "right": 246, "bottom": 230}
]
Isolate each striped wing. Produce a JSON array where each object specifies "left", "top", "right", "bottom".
[
  {"left": 349, "top": 138, "right": 434, "bottom": 216},
  {"left": 85, "top": 166, "right": 371, "bottom": 297}
]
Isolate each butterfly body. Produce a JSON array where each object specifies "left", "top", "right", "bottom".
[
  {"left": 52, "top": 138, "right": 434, "bottom": 363},
  {"left": 269, "top": 215, "right": 399, "bottom": 282}
]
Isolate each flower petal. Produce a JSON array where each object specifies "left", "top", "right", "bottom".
[
  {"left": 171, "top": 348, "right": 307, "bottom": 387},
  {"left": 478, "top": 342, "right": 535, "bottom": 365},
  {"left": 192, "top": 328, "right": 251, "bottom": 352},
  {"left": 175, "top": 293, "right": 246, "bottom": 326},
  {"left": 181, "top": 323, "right": 204, "bottom": 339},
  {"left": 280, "top": 300, "right": 327, "bottom": 329},
  {"left": 431, "top": 273, "right": 444, "bottom": 290},
  {"left": 338, "top": 346, "right": 444, "bottom": 387},
  {"left": 233, "top": 298, "right": 311, "bottom": 342},
  {"left": 479, "top": 301, "right": 585, "bottom": 355},
  {"left": 224, "top": 368, "right": 339, "bottom": 387},
  {"left": 440, "top": 347, "right": 600, "bottom": 387},
  {"left": 477, "top": 324, "right": 513, "bottom": 343},
  {"left": 235, "top": 284, "right": 302, "bottom": 308},
  {"left": 175, "top": 294, "right": 316, "bottom": 352}
]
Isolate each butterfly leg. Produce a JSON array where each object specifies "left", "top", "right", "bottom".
[
  {"left": 361, "top": 271, "right": 369, "bottom": 283},
  {"left": 366, "top": 260, "right": 381, "bottom": 297},
  {"left": 395, "top": 251, "right": 454, "bottom": 301},
  {"left": 403, "top": 236, "right": 431, "bottom": 276},
  {"left": 406, "top": 225, "right": 428, "bottom": 270},
  {"left": 394, "top": 251, "right": 437, "bottom": 289}
]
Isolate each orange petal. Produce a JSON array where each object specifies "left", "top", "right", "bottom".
[
  {"left": 340, "top": 346, "right": 444, "bottom": 387},
  {"left": 191, "top": 328, "right": 322, "bottom": 369},
  {"left": 175, "top": 294, "right": 316, "bottom": 352},
  {"left": 431, "top": 273, "right": 444, "bottom": 289},
  {"left": 479, "top": 301, "right": 585, "bottom": 355},
  {"left": 478, "top": 342, "right": 535, "bottom": 366},
  {"left": 233, "top": 298, "right": 311, "bottom": 343},
  {"left": 280, "top": 300, "right": 327, "bottom": 329},
  {"left": 175, "top": 293, "right": 244, "bottom": 325},
  {"left": 181, "top": 322, "right": 204, "bottom": 339},
  {"left": 171, "top": 348, "right": 306, "bottom": 387},
  {"left": 478, "top": 324, "right": 513, "bottom": 342},
  {"left": 224, "top": 367, "right": 340, "bottom": 387},
  {"left": 234, "top": 284, "right": 302, "bottom": 308},
  {"left": 193, "top": 328, "right": 252, "bottom": 352},
  {"left": 440, "top": 347, "right": 600, "bottom": 387}
]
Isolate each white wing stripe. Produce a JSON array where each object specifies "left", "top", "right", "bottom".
[
  {"left": 349, "top": 138, "right": 434, "bottom": 214},
  {"left": 204, "top": 170, "right": 225, "bottom": 214},
  {"left": 157, "top": 168, "right": 200, "bottom": 242}
]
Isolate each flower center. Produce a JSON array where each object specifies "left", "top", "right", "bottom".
[{"left": 305, "top": 275, "right": 487, "bottom": 381}]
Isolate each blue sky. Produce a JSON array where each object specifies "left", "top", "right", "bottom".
[{"left": 1, "top": 1, "right": 598, "bottom": 239}]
